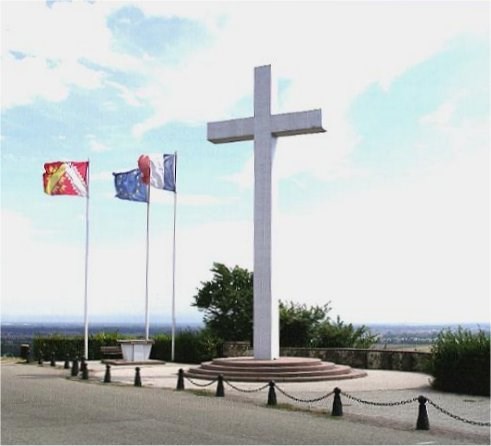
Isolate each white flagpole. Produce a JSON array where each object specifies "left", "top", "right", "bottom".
[
  {"left": 171, "top": 152, "right": 177, "bottom": 362},
  {"left": 83, "top": 160, "right": 90, "bottom": 360},
  {"left": 145, "top": 183, "right": 151, "bottom": 341}
]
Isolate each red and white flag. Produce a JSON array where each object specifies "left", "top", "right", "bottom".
[{"left": 43, "top": 161, "right": 89, "bottom": 196}]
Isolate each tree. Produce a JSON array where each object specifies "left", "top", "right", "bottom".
[
  {"left": 279, "top": 301, "right": 331, "bottom": 347},
  {"left": 192, "top": 263, "right": 253, "bottom": 342},
  {"left": 313, "top": 316, "right": 378, "bottom": 348},
  {"left": 193, "top": 262, "right": 377, "bottom": 349}
]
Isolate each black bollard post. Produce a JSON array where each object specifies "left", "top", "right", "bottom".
[
  {"left": 71, "top": 358, "right": 79, "bottom": 377},
  {"left": 267, "top": 381, "right": 277, "bottom": 406},
  {"left": 104, "top": 364, "right": 111, "bottom": 383},
  {"left": 80, "top": 357, "right": 87, "bottom": 376},
  {"left": 20, "top": 344, "right": 30, "bottom": 362},
  {"left": 416, "top": 396, "right": 430, "bottom": 430},
  {"left": 81, "top": 366, "right": 89, "bottom": 380},
  {"left": 50, "top": 352, "right": 56, "bottom": 367},
  {"left": 331, "top": 387, "right": 343, "bottom": 416},
  {"left": 176, "top": 368, "right": 185, "bottom": 390},
  {"left": 216, "top": 374, "right": 225, "bottom": 397},
  {"left": 64, "top": 355, "right": 70, "bottom": 369},
  {"left": 134, "top": 367, "right": 142, "bottom": 387},
  {"left": 38, "top": 350, "right": 43, "bottom": 365}
]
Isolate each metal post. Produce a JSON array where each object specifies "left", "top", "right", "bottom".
[
  {"left": 416, "top": 396, "right": 430, "bottom": 430},
  {"left": 216, "top": 374, "right": 225, "bottom": 397},
  {"left": 134, "top": 367, "right": 142, "bottom": 387},
  {"left": 267, "top": 381, "right": 277, "bottom": 406},
  {"left": 176, "top": 368, "right": 185, "bottom": 390},
  {"left": 331, "top": 387, "right": 343, "bottom": 416}
]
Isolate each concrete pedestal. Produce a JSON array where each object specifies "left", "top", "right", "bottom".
[{"left": 118, "top": 340, "right": 154, "bottom": 362}]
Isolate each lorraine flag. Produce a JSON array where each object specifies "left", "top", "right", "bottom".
[
  {"left": 43, "top": 161, "right": 88, "bottom": 196},
  {"left": 113, "top": 168, "right": 149, "bottom": 203}
]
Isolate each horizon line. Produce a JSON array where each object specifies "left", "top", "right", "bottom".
[{"left": 2, "top": 319, "right": 489, "bottom": 327}]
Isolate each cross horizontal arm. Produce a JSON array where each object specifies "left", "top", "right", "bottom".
[
  {"left": 271, "top": 109, "right": 326, "bottom": 137},
  {"left": 207, "top": 117, "right": 254, "bottom": 144}
]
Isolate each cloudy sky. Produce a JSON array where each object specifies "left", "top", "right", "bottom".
[{"left": 1, "top": 1, "right": 489, "bottom": 326}]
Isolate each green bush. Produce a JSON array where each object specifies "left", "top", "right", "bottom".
[
  {"left": 151, "top": 330, "right": 221, "bottom": 364},
  {"left": 313, "top": 316, "right": 378, "bottom": 348},
  {"left": 33, "top": 332, "right": 125, "bottom": 360},
  {"left": 33, "top": 334, "right": 83, "bottom": 360},
  {"left": 33, "top": 330, "right": 221, "bottom": 364},
  {"left": 430, "top": 327, "right": 490, "bottom": 396},
  {"left": 150, "top": 334, "right": 172, "bottom": 361}
]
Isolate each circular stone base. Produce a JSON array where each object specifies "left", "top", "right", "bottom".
[{"left": 185, "top": 356, "right": 367, "bottom": 382}]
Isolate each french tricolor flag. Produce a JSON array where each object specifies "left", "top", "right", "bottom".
[{"left": 138, "top": 153, "right": 176, "bottom": 192}]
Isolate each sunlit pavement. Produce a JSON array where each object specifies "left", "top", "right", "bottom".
[{"left": 78, "top": 360, "right": 490, "bottom": 443}]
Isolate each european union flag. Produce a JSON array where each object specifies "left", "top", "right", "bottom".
[{"left": 113, "top": 169, "right": 148, "bottom": 203}]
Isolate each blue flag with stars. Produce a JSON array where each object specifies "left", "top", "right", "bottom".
[{"left": 113, "top": 169, "right": 148, "bottom": 203}]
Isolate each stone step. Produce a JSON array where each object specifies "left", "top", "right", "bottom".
[
  {"left": 210, "top": 357, "right": 326, "bottom": 368},
  {"left": 190, "top": 363, "right": 352, "bottom": 374},
  {"left": 184, "top": 356, "right": 367, "bottom": 382},
  {"left": 186, "top": 366, "right": 353, "bottom": 379},
  {"left": 199, "top": 361, "right": 338, "bottom": 373},
  {"left": 184, "top": 369, "right": 367, "bottom": 383}
]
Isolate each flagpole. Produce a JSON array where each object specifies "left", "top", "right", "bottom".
[
  {"left": 171, "top": 152, "right": 177, "bottom": 362},
  {"left": 145, "top": 184, "right": 151, "bottom": 341},
  {"left": 83, "top": 160, "right": 90, "bottom": 360}
]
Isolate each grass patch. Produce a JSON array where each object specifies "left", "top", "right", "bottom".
[{"left": 187, "top": 389, "right": 214, "bottom": 397}]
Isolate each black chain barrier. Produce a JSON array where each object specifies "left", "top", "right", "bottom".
[
  {"left": 184, "top": 376, "right": 217, "bottom": 388},
  {"left": 224, "top": 380, "right": 270, "bottom": 393},
  {"left": 340, "top": 390, "right": 490, "bottom": 428},
  {"left": 173, "top": 372, "right": 490, "bottom": 429},
  {"left": 427, "top": 398, "right": 491, "bottom": 427},
  {"left": 341, "top": 391, "right": 418, "bottom": 407},
  {"left": 275, "top": 384, "right": 335, "bottom": 404}
]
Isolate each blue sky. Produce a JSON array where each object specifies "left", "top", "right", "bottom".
[{"left": 1, "top": 1, "right": 489, "bottom": 325}]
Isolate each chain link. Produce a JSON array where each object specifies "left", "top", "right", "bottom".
[
  {"left": 427, "top": 399, "right": 491, "bottom": 427},
  {"left": 341, "top": 391, "right": 418, "bottom": 407},
  {"left": 184, "top": 376, "right": 217, "bottom": 387},
  {"left": 275, "top": 384, "right": 335, "bottom": 404},
  {"left": 181, "top": 378, "right": 490, "bottom": 428},
  {"left": 224, "top": 380, "right": 270, "bottom": 393}
]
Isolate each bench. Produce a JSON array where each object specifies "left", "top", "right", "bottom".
[{"left": 100, "top": 345, "right": 122, "bottom": 360}]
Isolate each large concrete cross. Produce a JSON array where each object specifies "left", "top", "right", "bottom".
[{"left": 207, "top": 65, "right": 325, "bottom": 360}]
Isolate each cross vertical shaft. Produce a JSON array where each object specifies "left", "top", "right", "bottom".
[
  {"left": 253, "top": 66, "right": 278, "bottom": 359},
  {"left": 207, "top": 64, "right": 325, "bottom": 360}
]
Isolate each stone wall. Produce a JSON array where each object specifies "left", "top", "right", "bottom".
[
  {"left": 280, "top": 347, "right": 431, "bottom": 372},
  {"left": 223, "top": 341, "right": 252, "bottom": 358},
  {"left": 222, "top": 342, "right": 431, "bottom": 373}
]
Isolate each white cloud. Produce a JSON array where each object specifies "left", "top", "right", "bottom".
[
  {"left": 1, "top": 210, "right": 87, "bottom": 318},
  {"left": 1, "top": 1, "right": 488, "bottom": 325},
  {"left": 1, "top": 208, "right": 252, "bottom": 322},
  {"left": 90, "top": 171, "right": 114, "bottom": 182},
  {"left": 420, "top": 102, "right": 456, "bottom": 127},
  {"left": 150, "top": 190, "right": 234, "bottom": 206},
  {"left": 273, "top": 148, "right": 489, "bottom": 323},
  {"left": 1, "top": 0, "right": 138, "bottom": 109},
  {"left": 89, "top": 140, "right": 111, "bottom": 153},
  {"left": 128, "top": 1, "right": 488, "bottom": 183},
  {"left": 3, "top": 139, "right": 487, "bottom": 324}
]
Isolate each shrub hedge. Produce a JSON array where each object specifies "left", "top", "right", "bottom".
[
  {"left": 33, "top": 330, "right": 221, "bottom": 364},
  {"left": 33, "top": 332, "right": 123, "bottom": 361},
  {"left": 429, "top": 327, "right": 490, "bottom": 396}
]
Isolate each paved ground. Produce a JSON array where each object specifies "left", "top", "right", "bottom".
[{"left": 2, "top": 361, "right": 490, "bottom": 445}]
